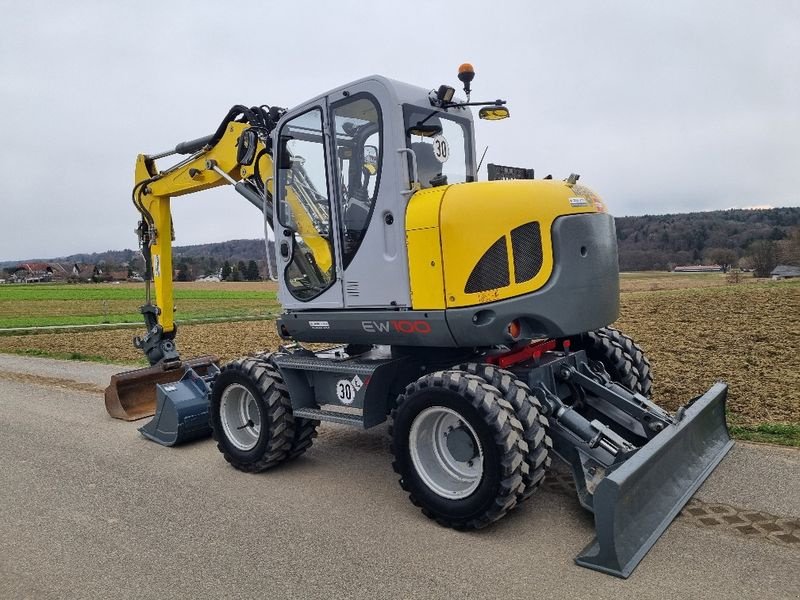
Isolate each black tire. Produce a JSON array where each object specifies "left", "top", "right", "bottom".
[
  {"left": 459, "top": 363, "right": 551, "bottom": 501},
  {"left": 257, "top": 353, "right": 320, "bottom": 461},
  {"left": 389, "top": 370, "right": 528, "bottom": 530},
  {"left": 210, "top": 356, "right": 294, "bottom": 472},
  {"left": 570, "top": 330, "right": 640, "bottom": 393},
  {"left": 597, "top": 327, "right": 653, "bottom": 398}
]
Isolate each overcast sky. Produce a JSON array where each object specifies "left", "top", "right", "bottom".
[{"left": 1, "top": 0, "right": 797, "bottom": 261}]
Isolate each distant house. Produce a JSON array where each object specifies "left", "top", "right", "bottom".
[
  {"left": 11, "top": 262, "right": 54, "bottom": 283},
  {"left": 771, "top": 265, "right": 800, "bottom": 280},
  {"left": 70, "top": 263, "right": 103, "bottom": 282},
  {"left": 673, "top": 265, "right": 723, "bottom": 273}
]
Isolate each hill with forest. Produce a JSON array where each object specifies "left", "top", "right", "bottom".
[
  {"left": 2, "top": 207, "right": 799, "bottom": 276},
  {"left": 615, "top": 207, "right": 800, "bottom": 271}
]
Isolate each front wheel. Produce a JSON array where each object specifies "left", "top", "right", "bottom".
[
  {"left": 210, "top": 357, "right": 294, "bottom": 472},
  {"left": 389, "top": 370, "right": 528, "bottom": 530}
]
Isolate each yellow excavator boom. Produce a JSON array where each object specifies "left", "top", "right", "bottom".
[
  {"left": 134, "top": 120, "right": 331, "bottom": 334},
  {"left": 107, "top": 104, "right": 334, "bottom": 421}
]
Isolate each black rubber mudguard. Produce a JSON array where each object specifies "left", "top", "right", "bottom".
[{"left": 575, "top": 382, "right": 733, "bottom": 578}]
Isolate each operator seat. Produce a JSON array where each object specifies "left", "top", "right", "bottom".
[{"left": 411, "top": 142, "right": 443, "bottom": 188}]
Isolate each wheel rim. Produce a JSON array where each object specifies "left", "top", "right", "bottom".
[
  {"left": 220, "top": 383, "right": 262, "bottom": 451},
  {"left": 408, "top": 406, "right": 483, "bottom": 499}
]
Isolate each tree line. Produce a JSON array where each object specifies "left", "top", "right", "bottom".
[
  {"left": 615, "top": 207, "right": 800, "bottom": 274},
  {"left": 3, "top": 207, "right": 798, "bottom": 277}
]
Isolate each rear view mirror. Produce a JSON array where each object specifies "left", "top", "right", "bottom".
[
  {"left": 479, "top": 106, "right": 510, "bottom": 121},
  {"left": 363, "top": 145, "right": 378, "bottom": 174}
]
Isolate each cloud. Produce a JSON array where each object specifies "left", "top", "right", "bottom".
[{"left": 0, "top": 0, "right": 798, "bottom": 260}]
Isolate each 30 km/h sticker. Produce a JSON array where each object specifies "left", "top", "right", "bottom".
[
  {"left": 431, "top": 135, "right": 449, "bottom": 163},
  {"left": 335, "top": 375, "right": 364, "bottom": 405}
]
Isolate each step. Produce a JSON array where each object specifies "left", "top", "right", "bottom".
[{"left": 293, "top": 407, "right": 364, "bottom": 427}]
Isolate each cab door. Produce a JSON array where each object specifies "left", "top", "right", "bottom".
[
  {"left": 274, "top": 102, "right": 344, "bottom": 310},
  {"left": 328, "top": 80, "right": 409, "bottom": 308}
]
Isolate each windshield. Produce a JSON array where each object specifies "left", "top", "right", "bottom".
[{"left": 403, "top": 105, "right": 474, "bottom": 188}]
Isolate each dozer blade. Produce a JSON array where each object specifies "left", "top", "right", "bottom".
[
  {"left": 575, "top": 382, "right": 733, "bottom": 578},
  {"left": 138, "top": 365, "right": 219, "bottom": 446},
  {"left": 104, "top": 355, "right": 219, "bottom": 421}
]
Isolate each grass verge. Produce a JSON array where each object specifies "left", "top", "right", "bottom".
[
  {"left": 728, "top": 423, "right": 800, "bottom": 447},
  {"left": 11, "top": 348, "right": 145, "bottom": 366}
]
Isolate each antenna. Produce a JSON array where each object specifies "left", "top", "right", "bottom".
[{"left": 477, "top": 145, "right": 489, "bottom": 173}]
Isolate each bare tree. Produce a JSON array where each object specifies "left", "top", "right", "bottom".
[
  {"left": 777, "top": 227, "right": 800, "bottom": 266},
  {"left": 747, "top": 240, "right": 777, "bottom": 278},
  {"left": 704, "top": 247, "right": 738, "bottom": 273}
]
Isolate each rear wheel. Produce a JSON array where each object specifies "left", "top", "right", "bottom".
[
  {"left": 390, "top": 370, "right": 528, "bottom": 529},
  {"left": 570, "top": 330, "right": 641, "bottom": 394},
  {"left": 597, "top": 327, "right": 653, "bottom": 397},
  {"left": 459, "top": 363, "right": 551, "bottom": 501}
]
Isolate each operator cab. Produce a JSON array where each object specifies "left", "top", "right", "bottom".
[{"left": 273, "top": 68, "right": 506, "bottom": 312}]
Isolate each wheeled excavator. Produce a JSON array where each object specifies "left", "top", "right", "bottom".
[{"left": 105, "top": 65, "right": 732, "bottom": 578}]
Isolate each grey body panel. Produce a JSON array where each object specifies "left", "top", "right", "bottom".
[
  {"left": 278, "top": 310, "right": 457, "bottom": 346},
  {"left": 445, "top": 213, "right": 619, "bottom": 345},
  {"left": 272, "top": 348, "right": 416, "bottom": 428}
]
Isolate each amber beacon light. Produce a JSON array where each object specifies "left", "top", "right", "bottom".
[{"left": 458, "top": 63, "right": 475, "bottom": 98}]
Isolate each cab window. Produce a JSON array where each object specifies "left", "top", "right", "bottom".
[
  {"left": 276, "top": 108, "right": 335, "bottom": 301},
  {"left": 404, "top": 105, "right": 471, "bottom": 188},
  {"left": 331, "top": 94, "right": 382, "bottom": 268}
]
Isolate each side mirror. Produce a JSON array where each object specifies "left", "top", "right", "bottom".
[
  {"left": 363, "top": 145, "right": 378, "bottom": 175},
  {"left": 479, "top": 106, "right": 510, "bottom": 121}
]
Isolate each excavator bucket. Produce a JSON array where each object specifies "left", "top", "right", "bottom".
[
  {"left": 138, "top": 364, "right": 220, "bottom": 446},
  {"left": 575, "top": 382, "right": 733, "bottom": 578},
  {"left": 104, "top": 355, "right": 219, "bottom": 421}
]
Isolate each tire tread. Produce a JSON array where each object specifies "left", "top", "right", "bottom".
[{"left": 389, "top": 370, "right": 528, "bottom": 530}]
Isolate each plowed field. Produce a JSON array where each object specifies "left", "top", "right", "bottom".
[
  {"left": 0, "top": 276, "right": 797, "bottom": 425},
  {"left": 615, "top": 281, "right": 799, "bottom": 424}
]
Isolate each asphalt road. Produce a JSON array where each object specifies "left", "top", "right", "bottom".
[{"left": 1, "top": 354, "right": 798, "bottom": 599}]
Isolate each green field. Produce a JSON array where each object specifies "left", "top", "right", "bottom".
[{"left": 0, "top": 282, "right": 280, "bottom": 329}]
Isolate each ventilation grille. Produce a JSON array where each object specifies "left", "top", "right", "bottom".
[
  {"left": 465, "top": 237, "right": 510, "bottom": 293},
  {"left": 511, "top": 221, "right": 543, "bottom": 283},
  {"left": 345, "top": 281, "right": 360, "bottom": 297}
]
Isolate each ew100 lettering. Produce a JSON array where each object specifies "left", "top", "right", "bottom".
[{"left": 361, "top": 320, "right": 432, "bottom": 334}]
